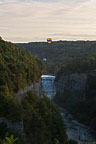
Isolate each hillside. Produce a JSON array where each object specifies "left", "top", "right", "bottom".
[
  {"left": 0, "top": 38, "right": 45, "bottom": 93},
  {"left": 0, "top": 37, "right": 44, "bottom": 121},
  {"left": 54, "top": 56, "right": 96, "bottom": 130},
  {"left": 17, "top": 41, "right": 96, "bottom": 74},
  {"left": 0, "top": 37, "right": 71, "bottom": 144}
]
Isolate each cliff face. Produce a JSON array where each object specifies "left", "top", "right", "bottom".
[
  {"left": 17, "top": 82, "right": 41, "bottom": 104},
  {"left": 55, "top": 73, "right": 88, "bottom": 101},
  {"left": 54, "top": 71, "right": 96, "bottom": 129}
]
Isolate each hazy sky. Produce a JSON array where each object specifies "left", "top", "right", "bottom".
[{"left": 0, "top": 0, "right": 96, "bottom": 42}]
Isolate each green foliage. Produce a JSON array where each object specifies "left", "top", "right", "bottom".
[
  {"left": 93, "top": 142, "right": 96, "bottom": 144},
  {"left": 1, "top": 135, "right": 18, "bottom": 144},
  {"left": 0, "top": 38, "right": 70, "bottom": 144},
  {"left": 22, "top": 91, "right": 68, "bottom": 144},
  {"left": 5, "top": 135, "right": 18, "bottom": 144},
  {"left": 0, "top": 38, "right": 44, "bottom": 92},
  {"left": 17, "top": 41, "right": 96, "bottom": 74},
  {"left": 56, "top": 56, "right": 96, "bottom": 80},
  {"left": 54, "top": 56, "right": 96, "bottom": 130},
  {"left": 0, "top": 37, "right": 44, "bottom": 121}
]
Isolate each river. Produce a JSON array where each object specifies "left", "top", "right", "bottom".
[{"left": 41, "top": 75, "right": 96, "bottom": 144}]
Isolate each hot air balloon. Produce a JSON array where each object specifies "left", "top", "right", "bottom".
[{"left": 47, "top": 38, "right": 52, "bottom": 43}]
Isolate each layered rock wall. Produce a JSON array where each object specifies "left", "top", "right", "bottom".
[{"left": 55, "top": 73, "right": 88, "bottom": 100}]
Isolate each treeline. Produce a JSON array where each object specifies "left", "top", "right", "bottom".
[
  {"left": 56, "top": 55, "right": 96, "bottom": 80},
  {"left": 17, "top": 41, "right": 96, "bottom": 74}
]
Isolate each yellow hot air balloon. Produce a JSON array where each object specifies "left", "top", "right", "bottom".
[{"left": 47, "top": 38, "right": 52, "bottom": 43}]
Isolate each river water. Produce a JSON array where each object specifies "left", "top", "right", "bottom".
[{"left": 41, "top": 75, "right": 96, "bottom": 144}]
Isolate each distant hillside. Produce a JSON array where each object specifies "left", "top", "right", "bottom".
[{"left": 17, "top": 41, "right": 96, "bottom": 74}]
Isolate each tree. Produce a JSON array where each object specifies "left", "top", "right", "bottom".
[{"left": 22, "top": 92, "right": 68, "bottom": 144}]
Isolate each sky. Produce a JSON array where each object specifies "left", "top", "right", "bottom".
[{"left": 0, "top": 0, "right": 96, "bottom": 42}]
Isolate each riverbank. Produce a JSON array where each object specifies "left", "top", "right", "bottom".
[{"left": 58, "top": 105, "right": 95, "bottom": 144}]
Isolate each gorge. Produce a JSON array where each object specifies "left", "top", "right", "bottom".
[{"left": 41, "top": 74, "right": 96, "bottom": 144}]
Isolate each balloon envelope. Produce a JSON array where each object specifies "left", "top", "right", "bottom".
[{"left": 47, "top": 38, "right": 52, "bottom": 43}]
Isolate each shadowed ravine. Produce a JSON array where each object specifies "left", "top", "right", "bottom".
[{"left": 41, "top": 75, "right": 96, "bottom": 144}]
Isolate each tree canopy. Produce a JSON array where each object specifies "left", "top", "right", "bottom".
[
  {"left": 17, "top": 41, "right": 96, "bottom": 74},
  {"left": 0, "top": 37, "right": 44, "bottom": 121}
]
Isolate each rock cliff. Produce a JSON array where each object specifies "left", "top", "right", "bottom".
[
  {"left": 54, "top": 71, "right": 96, "bottom": 130},
  {"left": 55, "top": 73, "right": 88, "bottom": 101}
]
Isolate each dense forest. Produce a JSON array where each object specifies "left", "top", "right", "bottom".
[
  {"left": 54, "top": 56, "right": 96, "bottom": 130},
  {"left": 56, "top": 56, "right": 96, "bottom": 80},
  {"left": 22, "top": 91, "right": 69, "bottom": 144},
  {"left": 0, "top": 37, "right": 74, "bottom": 144},
  {"left": 17, "top": 41, "right": 96, "bottom": 74},
  {"left": 0, "top": 36, "right": 44, "bottom": 121},
  {"left": 17, "top": 40, "right": 96, "bottom": 131},
  {"left": 2, "top": 37, "right": 96, "bottom": 143}
]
